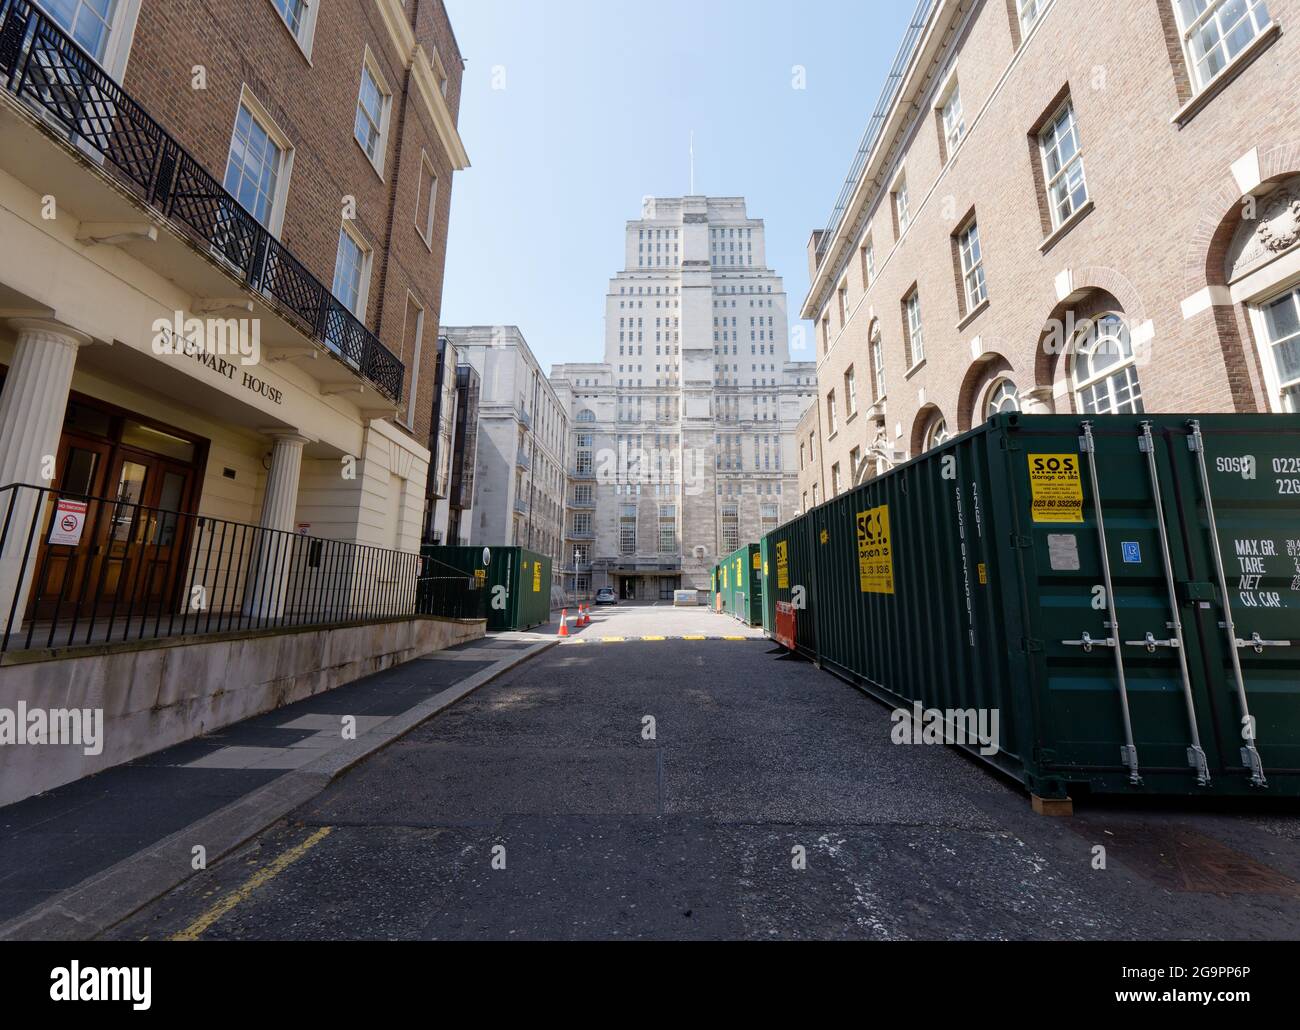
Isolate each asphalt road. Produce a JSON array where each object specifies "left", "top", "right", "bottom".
[{"left": 107, "top": 607, "right": 1300, "bottom": 940}]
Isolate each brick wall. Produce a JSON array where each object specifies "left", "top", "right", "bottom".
[
  {"left": 122, "top": 0, "right": 464, "bottom": 449},
  {"left": 805, "top": 0, "right": 1300, "bottom": 494}
]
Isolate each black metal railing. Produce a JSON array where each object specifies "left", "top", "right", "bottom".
[
  {"left": 0, "top": 483, "right": 484, "bottom": 653},
  {"left": 0, "top": 0, "right": 404, "bottom": 402}
]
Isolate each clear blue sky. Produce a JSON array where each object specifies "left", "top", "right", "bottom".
[{"left": 440, "top": 0, "right": 917, "bottom": 373}]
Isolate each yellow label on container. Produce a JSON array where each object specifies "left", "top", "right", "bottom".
[
  {"left": 819, "top": 528, "right": 829, "bottom": 545},
  {"left": 1028, "top": 454, "right": 1084, "bottom": 523},
  {"left": 533, "top": 561, "right": 542, "bottom": 592},
  {"left": 856, "top": 504, "right": 894, "bottom": 595},
  {"left": 978, "top": 563, "right": 987, "bottom": 585},
  {"left": 776, "top": 540, "right": 789, "bottom": 589},
  {"left": 752, "top": 551, "right": 761, "bottom": 570},
  {"left": 723, "top": 566, "right": 729, "bottom": 588}
]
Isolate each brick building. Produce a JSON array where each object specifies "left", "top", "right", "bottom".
[
  {"left": 800, "top": 0, "right": 1300, "bottom": 504},
  {"left": 0, "top": 0, "right": 467, "bottom": 602}
]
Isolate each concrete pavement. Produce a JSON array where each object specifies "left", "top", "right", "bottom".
[{"left": 92, "top": 605, "right": 1300, "bottom": 941}]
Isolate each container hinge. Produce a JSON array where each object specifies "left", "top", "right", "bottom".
[
  {"left": 1021, "top": 637, "right": 1044, "bottom": 653},
  {"left": 1078, "top": 434, "right": 1094, "bottom": 453},
  {"left": 1240, "top": 744, "right": 1268, "bottom": 788},
  {"left": 1235, "top": 632, "right": 1292, "bottom": 654},
  {"left": 1119, "top": 744, "right": 1142, "bottom": 784},
  {"left": 1138, "top": 434, "right": 1154, "bottom": 454},
  {"left": 1062, "top": 631, "right": 1116, "bottom": 653},
  {"left": 1124, "top": 632, "right": 1179, "bottom": 653},
  {"left": 1187, "top": 745, "right": 1210, "bottom": 786}
]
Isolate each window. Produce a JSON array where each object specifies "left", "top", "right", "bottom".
[
  {"left": 925, "top": 417, "right": 951, "bottom": 451},
  {"left": 870, "top": 322, "right": 885, "bottom": 399},
  {"left": 658, "top": 505, "right": 677, "bottom": 553},
  {"left": 837, "top": 280, "right": 849, "bottom": 326},
  {"left": 986, "top": 378, "right": 1021, "bottom": 416},
  {"left": 332, "top": 225, "right": 372, "bottom": 319},
  {"left": 1258, "top": 286, "right": 1300, "bottom": 412},
  {"left": 572, "top": 512, "right": 593, "bottom": 536},
  {"left": 573, "top": 483, "right": 593, "bottom": 505},
  {"left": 860, "top": 237, "right": 875, "bottom": 288},
  {"left": 959, "top": 222, "right": 987, "bottom": 311},
  {"left": 354, "top": 51, "right": 392, "bottom": 174},
  {"left": 268, "top": 0, "right": 319, "bottom": 57},
  {"left": 415, "top": 151, "right": 438, "bottom": 247},
  {"left": 849, "top": 447, "right": 862, "bottom": 484},
  {"left": 760, "top": 503, "right": 779, "bottom": 536},
  {"left": 573, "top": 544, "right": 590, "bottom": 566},
  {"left": 893, "top": 177, "right": 911, "bottom": 235},
  {"left": 45, "top": 0, "right": 118, "bottom": 61},
  {"left": 223, "top": 99, "right": 287, "bottom": 231},
  {"left": 620, "top": 504, "right": 637, "bottom": 555},
  {"left": 905, "top": 290, "right": 924, "bottom": 366},
  {"left": 1039, "top": 102, "right": 1088, "bottom": 228},
  {"left": 721, "top": 503, "right": 739, "bottom": 554},
  {"left": 1017, "top": 0, "right": 1048, "bottom": 35},
  {"left": 826, "top": 390, "right": 838, "bottom": 435},
  {"left": 1174, "top": 0, "right": 1273, "bottom": 91},
  {"left": 941, "top": 84, "right": 965, "bottom": 155},
  {"left": 576, "top": 409, "right": 596, "bottom": 422},
  {"left": 844, "top": 366, "right": 857, "bottom": 416},
  {"left": 1072, "top": 314, "right": 1145, "bottom": 415},
  {"left": 831, "top": 463, "right": 842, "bottom": 495},
  {"left": 799, "top": 441, "right": 806, "bottom": 469}
]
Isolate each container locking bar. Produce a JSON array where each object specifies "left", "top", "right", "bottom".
[
  {"left": 1235, "top": 632, "right": 1292, "bottom": 654},
  {"left": 1080, "top": 422, "right": 1142, "bottom": 785},
  {"left": 1124, "top": 630, "right": 1180, "bottom": 653},
  {"left": 1138, "top": 422, "right": 1209, "bottom": 786},
  {"left": 1187, "top": 419, "right": 1266, "bottom": 787},
  {"left": 1062, "top": 631, "right": 1116, "bottom": 653}
]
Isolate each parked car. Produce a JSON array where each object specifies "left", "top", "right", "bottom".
[{"left": 594, "top": 587, "right": 617, "bottom": 605}]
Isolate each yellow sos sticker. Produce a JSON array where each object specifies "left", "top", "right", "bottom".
[
  {"left": 752, "top": 551, "right": 761, "bottom": 570},
  {"left": 1028, "top": 454, "right": 1084, "bottom": 523},
  {"left": 856, "top": 504, "right": 894, "bottom": 595},
  {"left": 776, "top": 540, "right": 789, "bottom": 589},
  {"left": 533, "top": 561, "right": 542, "bottom": 592}
]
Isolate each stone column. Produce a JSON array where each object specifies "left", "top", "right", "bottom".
[
  {"left": 242, "top": 432, "right": 308, "bottom": 621},
  {"left": 0, "top": 319, "right": 92, "bottom": 638}
]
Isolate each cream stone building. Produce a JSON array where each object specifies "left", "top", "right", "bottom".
[
  {"left": 553, "top": 196, "right": 817, "bottom": 599},
  {"left": 801, "top": 0, "right": 1300, "bottom": 501},
  {"left": 443, "top": 326, "right": 569, "bottom": 588}
]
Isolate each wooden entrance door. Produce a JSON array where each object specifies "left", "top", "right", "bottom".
[{"left": 28, "top": 444, "right": 196, "bottom": 623}]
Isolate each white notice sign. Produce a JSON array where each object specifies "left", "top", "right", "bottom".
[{"left": 48, "top": 499, "right": 88, "bottom": 546}]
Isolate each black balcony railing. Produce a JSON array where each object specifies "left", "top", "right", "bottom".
[
  {"left": 0, "top": 0, "right": 403, "bottom": 402},
  {"left": 0, "top": 483, "right": 484, "bottom": 654}
]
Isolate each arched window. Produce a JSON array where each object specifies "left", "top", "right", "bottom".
[
  {"left": 576, "top": 409, "right": 596, "bottom": 423},
  {"left": 1072, "top": 314, "right": 1144, "bottom": 415},
  {"left": 986, "top": 378, "right": 1020, "bottom": 416},
  {"left": 924, "top": 416, "right": 950, "bottom": 451}
]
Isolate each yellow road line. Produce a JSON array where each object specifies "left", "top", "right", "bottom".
[
  {"left": 640, "top": 635, "right": 666, "bottom": 641},
  {"left": 723, "top": 636, "right": 747, "bottom": 641},
  {"left": 601, "top": 636, "right": 625, "bottom": 642},
  {"left": 682, "top": 635, "right": 706, "bottom": 640},
  {"left": 171, "top": 826, "right": 333, "bottom": 941}
]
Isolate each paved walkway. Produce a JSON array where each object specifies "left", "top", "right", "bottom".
[
  {"left": 0, "top": 632, "right": 549, "bottom": 931},
  {"left": 86, "top": 607, "right": 1300, "bottom": 941}
]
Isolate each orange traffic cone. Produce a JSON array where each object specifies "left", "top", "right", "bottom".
[
  {"left": 580, "top": 605, "right": 590, "bottom": 626},
  {"left": 558, "top": 609, "right": 569, "bottom": 637}
]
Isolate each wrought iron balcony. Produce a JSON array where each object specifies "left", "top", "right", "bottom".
[
  {"left": 0, "top": 0, "right": 403, "bottom": 402},
  {"left": 516, "top": 447, "right": 531, "bottom": 471}
]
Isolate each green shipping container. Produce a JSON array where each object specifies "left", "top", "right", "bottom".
[
  {"left": 718, "top": 543, "right": 763, "bottom": 626},
  {"left": 761, "top": 413, "right": 1300, "bottom": 800},
  {"left": 420, "top": 545, "right": 552, "bottom": 631}
]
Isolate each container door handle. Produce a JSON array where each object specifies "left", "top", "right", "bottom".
[
  {"left": 1124, "top": 631, "right": 1179, "bottom": 653},
  {"left": 1062, "top": 631, "right": 1116, "bottom": 653},
  {"left": 1081, "top": 422, "right": 1142, "bottom": 786},
  {"left": 1235, "top": 632, "right": 1292, "bottom": 654},
  {"left": 1187, "top": 419, "right": 1267, "bottom": 787}
]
